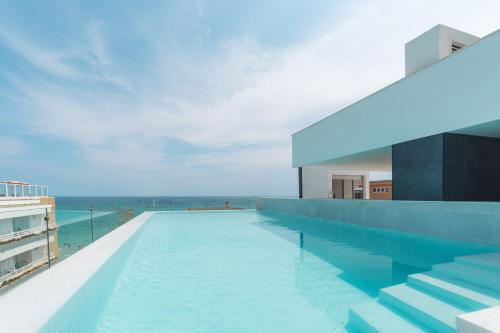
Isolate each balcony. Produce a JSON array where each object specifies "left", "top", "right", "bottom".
[
  {"left": 0, "top": 182, "right": 49, "bottom": 198},
  {"left": 0, "top": 225, "right": 53, "bottom": 245},
  {"left": 0, "top": 256, "right": 50, "bottom": 287}
]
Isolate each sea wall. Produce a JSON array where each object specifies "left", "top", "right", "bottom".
[{"left": 257, "top": 198, "right": 500, "bottom": 247}]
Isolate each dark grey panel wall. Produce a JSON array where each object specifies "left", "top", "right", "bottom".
[
  {"left": 443, "top": 133, "right": 465, "bottom": 201},
  {"left": 298, "top": 167, "right": 303, "bottom": 199},
  {"left": 392, "top": 134, "right": 444, "bottom": 201},
  {"left": 393, "top": 133, "right": 500, "bottom": 201},
  {"left": 444, "top": 133, "right": 500, "bottom": 201}
]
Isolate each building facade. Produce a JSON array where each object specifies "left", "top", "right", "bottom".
[
  {"left": 294, "top": 25, "right": 500, "bottom": 201},
  {"left": 0, "top": 181, "right": 58, "bottom": 288},
  {"left": 369, "top": 180, "right": 392, "bottom": 200}
]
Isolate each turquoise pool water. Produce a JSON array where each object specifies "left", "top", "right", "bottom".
[
  {"left": 55, "top": 197, "right": 257, "bottom": 260},
  {"left": 42, "top": 211, "right": 498, "bottom": 332}
]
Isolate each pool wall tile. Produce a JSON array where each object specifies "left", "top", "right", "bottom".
[{"left": 257, "top": 198, "right": 500, "bottom": 246}]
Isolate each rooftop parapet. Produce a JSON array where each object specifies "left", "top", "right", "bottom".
[
  {"left": 0, "top": 181, "right": 49, "bottom": 199},
  {"left": 405, "top": 24, "right": 480, "bottom": 76}
]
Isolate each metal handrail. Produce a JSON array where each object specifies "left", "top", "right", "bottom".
[
  {"left": 0, "top": 256, "right": 48, "bottom": 283},
  {"left": 0, "top": 183, "right": 49, "bottom": 198},
  {"left": 0, "top": 226, "right": 48, "bottom": 242}
]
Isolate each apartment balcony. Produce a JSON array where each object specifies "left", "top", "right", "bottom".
[
  {"left": 0, "top": 206, "right": 54, "bottom": 243},
  {"left": 0, "top": 255, "right": 53, "bottom": 287},
  {"left": 0, "top": 225, "right": 55, "bottom": 246},
  {"left": 0, "top": 233, "right": 56, "bottom": 263}
]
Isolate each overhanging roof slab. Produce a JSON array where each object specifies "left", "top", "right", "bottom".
[{"left": 293, "top": 29, "right": 500, "bottom": 168}]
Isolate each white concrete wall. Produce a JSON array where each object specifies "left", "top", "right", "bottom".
[
  {"left": 0, "top": 205, "right": 51, "bottom": 220},
  {"left": 369, "top": 171, "right": 392, "bottom": 181},
  {"left": 405, "top": 25, "right": 479, "bottom": 76},
  {"left": 293, "top": 28, "right": 500, "bottom": 168},
  {"left": 405, "top": 25, "right": 441, "bottom": 76},
  {"left": 302, "top": 168, "right": 330, "bottom": 198},
  {"left": 0, "top": 212, "right": 153, "bottom": 333},
  {"left": 457, "top": 306, "right": 500, "bottom": 333}
]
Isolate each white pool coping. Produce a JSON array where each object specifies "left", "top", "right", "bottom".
[
  {"left": 457, "top": 306, "right": 500, "bottom": 333},
  {"left": 2, "top": 208, "right": 499, "bottom": 333},
  {"left": 0, "top": 211, "right": 153, "bottom": 333}
]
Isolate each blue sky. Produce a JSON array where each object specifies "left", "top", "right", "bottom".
[{"left": 1, "top": 1, "right": 500, "bottom": 196}]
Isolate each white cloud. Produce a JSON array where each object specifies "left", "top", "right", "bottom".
[
  {"left": 0, "top": 30, "right": 81, "bottom": 79},
  {"left": 3, "top": 0, "right": 500, "bottom": 195}
]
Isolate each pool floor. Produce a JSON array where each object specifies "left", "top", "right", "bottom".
[{"left": 43, "top": 210, "right": 498, "bottom": 332}]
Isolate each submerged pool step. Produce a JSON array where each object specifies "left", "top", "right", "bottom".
[
  {"left": 348, "top": 301, "right": 429, "bottom": 333},
  {"left": 455, "top": 252, "right": 500, "bottom": 273},
  {"left": 407, "top": 272, "right": 500, "bottom": 311},
  {"left": 379, "top": 284, "right": 465, "bottom": 333},
  {"left": 347, "top": 253, "right": 500, "bottom": 332},
  {"left": 433, "top": 262, "right": 500, "bottom": 293}
]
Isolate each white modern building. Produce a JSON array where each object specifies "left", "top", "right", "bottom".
[
  {"left": 0, "top": 181, "right": 58, "bottom": 288},
  {"left": 295, "top": 25, "right": 500, "bottom": 202}
]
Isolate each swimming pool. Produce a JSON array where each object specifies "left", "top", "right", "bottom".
[{"left": 41, "top": 210, "right": 497, "bottom": 332}]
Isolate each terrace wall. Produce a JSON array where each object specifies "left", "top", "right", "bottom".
[{"left": 257, "top": 198, "right": 500, "bottom": 247}]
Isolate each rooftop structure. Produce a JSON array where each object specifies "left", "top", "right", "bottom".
[
  {"left": 0, "top": 182, "right": 58, "bottom": 288},
  {"left": 294, "top": 25, "right": 500, "bottom": 201}
]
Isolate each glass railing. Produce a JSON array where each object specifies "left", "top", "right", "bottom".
[
  {"left": 0, "top": 196, "right": 259, "bottom": 287},
  {"left": 55, "top": 197, "right": 257, "bottom": 261},
  {"left": 0, "top": 183, "right": 49, "bottom": 198}
]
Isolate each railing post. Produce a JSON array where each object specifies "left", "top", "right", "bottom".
[
  {"left": 45, "top": 208, "right": 51, "bottom": 268},
  {"left": 89, "top": 205, "right": 94, "bottom": 243}
]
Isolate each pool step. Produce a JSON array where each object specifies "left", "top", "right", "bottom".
[
  {"left": 455, "top": 252, "right": 500, "bottom": 273},
  {"left": 407, "top": 272, "right": 500, "bottom": 311},
  {"left": 347, "top": 252, "right": 500, "bottom": 333},
  {"left": 348, "top": 301, "right": 428, "bottom": 333},
  {"left": 433, "top": 262, "right": 500, "bottom": 293},
  {"left": 380, "top": 284, "right": 464, "bottom": 333}
]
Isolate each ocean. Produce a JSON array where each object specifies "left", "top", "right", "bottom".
[{"left": 56, "top": 196, "right": 257, "bottom": 260}]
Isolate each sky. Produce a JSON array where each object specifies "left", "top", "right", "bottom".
[{"left": 1, "top": 1, "right": 500, "bottom": 196}]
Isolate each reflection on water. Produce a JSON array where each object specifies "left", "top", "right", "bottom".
[{"left": 256, "top": 211, "right": 498, "bottom": 296}]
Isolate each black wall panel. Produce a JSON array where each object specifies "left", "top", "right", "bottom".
[{"left": 393, "top": 133, "right": 500, "bottom": 201}]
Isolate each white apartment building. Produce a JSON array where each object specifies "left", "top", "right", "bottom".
[{"left": 0, "top": 181, "right": 58, "bottom": 288}]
